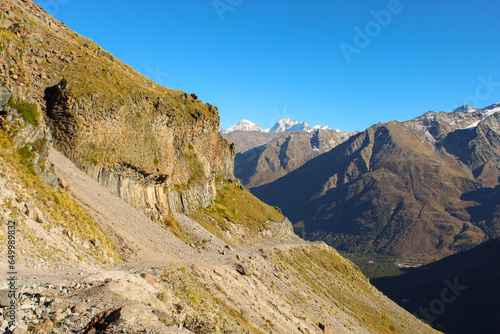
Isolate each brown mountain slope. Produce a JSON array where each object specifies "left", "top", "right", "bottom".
[
  {"left": 253, "top": 107, "right": 500, "bottom": 263},
  {"left": 0, "top": 132, "right": 441, "bottom": 333},
  {"left": 233, "top": 129, "right": 352, "bottom": 188},
  {"left": 222, "top": 130, "right": 284, "bottom": 153}
]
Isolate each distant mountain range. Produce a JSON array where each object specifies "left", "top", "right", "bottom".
[
  {"left": 220, "top": 118, "right": 336, "bottom": 134},
  {"left": 221, "top": 118, "right": 355, "bottom": 188},
  {"left": 233, "top": 129, "right": 354, "bottom": 188},
  {"left": 250, "top": 104, "right": 500, "bottom": 263}
]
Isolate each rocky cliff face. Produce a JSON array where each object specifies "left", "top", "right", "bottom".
[
  {"left": 43, "top": 78, "right": 235, "bottom": 220},
  {"left": 0, "top": 0, "right": 234, "bottom": 220},
  {"left": 0, "top": 87, "right": 58, "bottom": 187},
  {"left": 84, "top": 164, "right": 214, "bottom": 220}
]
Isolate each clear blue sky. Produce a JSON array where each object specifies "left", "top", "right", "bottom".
[{"left": 33, "top": 0, "right": 500, "bottom": 132}]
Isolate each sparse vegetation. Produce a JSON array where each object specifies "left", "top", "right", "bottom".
[
  {"left": 6, "top": 95, "right": 39, "bottom": 127},
  {"left": 190, "top": 179, "right": 283, "bottom": 245},
  {"left": 0, "top": 128, "right": 121, "bottom": 265},
  {"left": 161, "top": 265, "right": 259, "bottom": 333},
  {"left": 270, "top": 246, "right": 403, "bottom": 334},
  {"left": 184, "top": 144, "right": 205, "bottom": 186},
  {"left": 161, "top": 213, "right": 192, "bottom": 244},
  {"left": 17, "top": 146, "right": 36, "bottom": 175}
]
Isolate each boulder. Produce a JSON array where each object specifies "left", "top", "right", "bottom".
[
  {"left": 318, "top": 322, "right": 334, "bottom": 334},
  {"left": 90, "top": 237, "right": 101, "bottom": 248},
  {"left": 12, "top": 325, "right": 28, "bottom": 334},
  {"left": 26, "top": 204, "right": 46, "bottom": 224},
  {"left": 83, "top": 306, "right": 135, "bottom": 334},
  {"left": 235, "top": 262, "right": 252, "bottom": 276},
  {"left": 33, "top": 318, "right": 53, "bottom": 332}
]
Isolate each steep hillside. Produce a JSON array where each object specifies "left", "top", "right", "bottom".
[
  {"left": 253, "top": 105, "right": 500, "bottom": 263},
  {"left": 0, "top": 1, "right": 442, "bottom": 333},
  {"left": 1, "top": 0, "right": 234, "bottom": 223},
  {"left": 0, "top": 131, "right": 440, "bottom": 334},
  {"left": 235, "top": 129, "right": 352, "bottom": 188},
  {"left": 373, "top": 237, "right": 500, "bottom": 334}
]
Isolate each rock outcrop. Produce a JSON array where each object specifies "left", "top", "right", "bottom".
[
  {"left": 0, "top": 86, "right": 58, "bottom": 187},
  {"left": 1, "top": 0, "right": 234, "bottom": 220},
  {"left": 85, "top": 163, "right": 214, "bottom": 219}
]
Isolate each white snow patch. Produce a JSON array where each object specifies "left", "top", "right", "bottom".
[
  {"left": 464, "top": 120, "right": 480, "bottom": 129},
  {"left": 221, "top": 120, "right": 263, "bottom": 134},
  {"left": 483, "top": 106, "right": 500, "bottom": 119}
]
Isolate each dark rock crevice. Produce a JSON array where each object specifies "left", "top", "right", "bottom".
[{"left": 43, "top": 78, "right": 79, "bottom": 157}]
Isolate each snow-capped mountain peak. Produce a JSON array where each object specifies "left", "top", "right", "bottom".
[
  {"left": 220, "top": 120, "right": 263, "bottom": 134},
  {"left": 312, "top": 125, "right": 332, "bottom": 131},
  {"left": 268, "top": 118, "right": 302, "bottom": 133},
  {"left": 222, "top": 118, "right": 338, "bottom": 134},
  {"left": 455, "top": 105, "right": 477, "bottom": 113},
  {"left": 267, "top": 118, "right": 320, "bottom": 133}
]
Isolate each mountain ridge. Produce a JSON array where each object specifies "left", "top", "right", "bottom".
[
  {"left": 252, "top": 104, "right": 500, "bottom": 263},
  {"left": 222, "top": 117, "right": 338, "bottom": 134},
  {"left": 234, "top": 128, "right": 354, "bottom": 188}
]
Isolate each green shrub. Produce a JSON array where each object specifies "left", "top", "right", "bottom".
[
  {"left": 17, "top": 146, "right": 36, "bottom": 175},
  {"left": 7, "top": 96, "right": 39, "bottom": 127}
]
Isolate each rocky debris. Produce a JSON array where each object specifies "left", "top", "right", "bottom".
[
  {"left": 0, "top": 275, "right": 153, "bottom": 333},
  {"left": 0, "top": 289, "right": 13, "bottom": 307},
  {"left": 83, "top": 306, "right": 135, "bottom": 334},
  {"left": 235, "top": 262, "right": 252, "bottom": 276},
  {"left": 319, "top": 322, "right": 334, "bottom": 334},
  {"left": 25, "top": 203, "right": 46, "bottom": 224},
  {"left": 32, "top": 318, "right": 53, "bottom": 332},
  {"left": 11, "top": 325, "right": 28, "bottom": 334}
]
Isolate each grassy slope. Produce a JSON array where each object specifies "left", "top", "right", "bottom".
[
  {"left": 2, "top": 2, "right": 231, "bottom": 188},
  {"left": 189, "top": 179, "right": 284, "bottom": 246},
  {"left": 0, "top": 127, "right": 121, "bottom": 266}
]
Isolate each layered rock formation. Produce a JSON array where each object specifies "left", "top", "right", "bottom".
[{"left": 1, "top": 0, "right": 234, "bottom": 221}]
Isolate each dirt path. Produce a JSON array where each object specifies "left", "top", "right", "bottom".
[{"left": 49, "top": 147, "right": 314, "bottom": 271}]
